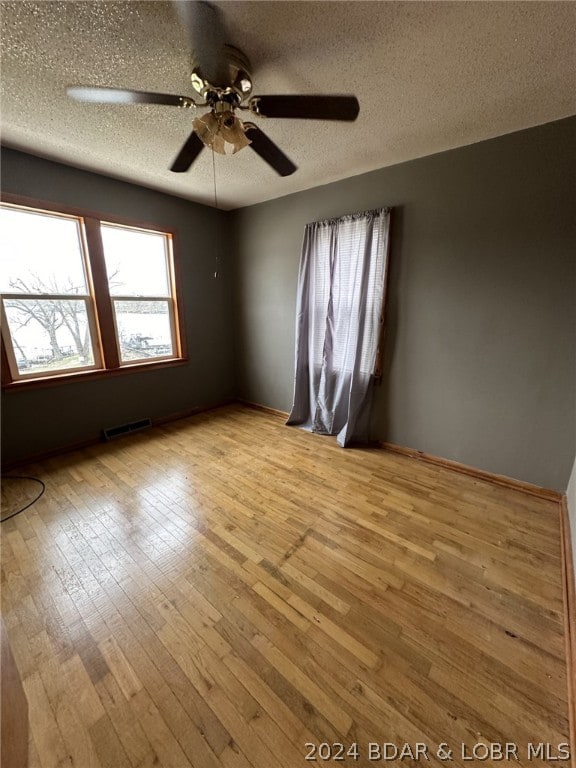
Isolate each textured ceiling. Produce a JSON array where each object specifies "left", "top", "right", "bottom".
[{"left": 1, "top": 1, "right": 575, "bottom": 210}]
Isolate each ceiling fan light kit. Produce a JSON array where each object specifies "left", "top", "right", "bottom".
[
  {"left": 192, "top": 108, "right": 251, "bottom": 155},
  {"left": 66, "top": 1, "right": 360, "bottom": 178}
]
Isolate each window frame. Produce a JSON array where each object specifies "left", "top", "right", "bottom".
[{"left": 1, "top": 194, "right": 187, "bottom": 390}]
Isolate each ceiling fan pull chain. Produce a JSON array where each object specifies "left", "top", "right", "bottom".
[
  {"left": 212, "top": 146, "right": 218, "bottom": 211},
  {"left": 212, "top": 147, "right": 220, "bottom": 279}
]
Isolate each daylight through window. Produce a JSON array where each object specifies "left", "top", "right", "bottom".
[{"left": 0, "top": 200, "right": 184, "bottom": 384}]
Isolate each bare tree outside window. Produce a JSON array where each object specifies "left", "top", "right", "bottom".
[{"left": 7, "top": 275, "right": 92, "bottom": 363}]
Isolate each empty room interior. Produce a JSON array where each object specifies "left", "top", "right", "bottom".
[{"left": 1, "top": 2, "right": 575, "bottom": 767}]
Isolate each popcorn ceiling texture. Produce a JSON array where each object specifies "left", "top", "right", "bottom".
[{"left": 1, "top": 1, "right": 575, "bottom": 210}]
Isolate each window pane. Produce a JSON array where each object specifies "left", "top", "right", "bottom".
[
  {"left": 101, "top": 225, "right": 170, "bottom": 297},
  {"left": 113, "top": 300, "right": 174, "bottom": 362},
  {"left": 4, "top": 298, "right": 95, "bottom": 375},
  {"left": 0, "top": 207, "right": 88, "bottom": 294}
]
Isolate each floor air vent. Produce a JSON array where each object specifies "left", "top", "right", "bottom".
[{"left": 103, "top": 418, "right": 152, "bottom": 441}]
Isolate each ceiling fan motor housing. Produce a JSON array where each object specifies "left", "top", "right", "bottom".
[{"left": 191, "top": 44, "right": 253, "bottom": 103}]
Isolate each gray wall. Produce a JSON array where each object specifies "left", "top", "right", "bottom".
[
  {"left": 1, "top": 148, "right": 236, "bottom": 464},
  {"left": 232, "top": 117, "right": 576, "bottom": 491}
]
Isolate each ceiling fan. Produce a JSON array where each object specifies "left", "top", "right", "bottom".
[{"left": 66, "top": 1, "right": 360, "bottom": 177}]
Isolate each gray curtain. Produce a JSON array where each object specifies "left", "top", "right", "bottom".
[{"left": 287, "top": 208, "right": 390, "bottom": 446}]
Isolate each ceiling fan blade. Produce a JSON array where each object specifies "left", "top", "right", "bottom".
[
  {"left": 251, "top": 95, "right": 360, "bottom": 121},
  {"left": 170, "top": 131, "right": 205, "bottom": 172},
  {"left": 173, "top": 1, "right": 229, "bottom": 87},
  {"left": 245, "top": 124, "right": 296, "bottom": 177},
  {"left": 67, "top": 86, "right": 193, "bottom": 107}
]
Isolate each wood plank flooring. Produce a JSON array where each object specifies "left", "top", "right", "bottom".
[{"left": 1, "top": 404, "right": 571, "bottom": 767}]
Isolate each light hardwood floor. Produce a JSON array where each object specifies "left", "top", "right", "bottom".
[{"left": 1, "top": 404, "right": 571, "bottom": 767}]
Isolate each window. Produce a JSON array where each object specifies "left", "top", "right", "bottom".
[
  {"left": 1, "top": 197, "right": 185, "bottom": 386},
  {"left": 100, "top": 224, "right": 177, "bottom": 364}
]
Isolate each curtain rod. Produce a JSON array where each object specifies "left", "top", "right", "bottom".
[{"left": 306, "top": 207, "right": 391, "bottom": 228}]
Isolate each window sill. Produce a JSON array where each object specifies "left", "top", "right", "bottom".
[{"left": 2, "top": 357, "right": 188, "bottom": 392}]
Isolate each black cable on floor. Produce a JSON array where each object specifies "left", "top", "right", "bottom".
[{"left": 1, "top": 476, "right": 46, "bottom": 523}]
